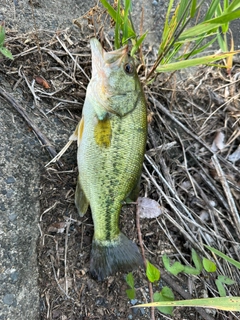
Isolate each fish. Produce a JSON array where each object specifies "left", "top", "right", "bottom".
[{"left": 74, "top": 38, "right": 147, "bottom": 281}]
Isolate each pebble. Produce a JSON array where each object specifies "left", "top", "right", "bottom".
[
  {"left": 3, "top": 293, "right": 16, "bottom": 306},
  {"left": 10, "top": 270, "right": 19, "bottom": 282},
  {"left": 6, "top": 177, "right": 16, "bottom": 184}
]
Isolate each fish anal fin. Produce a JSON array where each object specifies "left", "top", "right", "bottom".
[{"left": 75, "top": 176, "right": 89, "bottom": 217}]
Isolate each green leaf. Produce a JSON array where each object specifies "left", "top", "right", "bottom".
[
  {"left": 146, "top": 260, "right": 160, "bottom": 283},
  {"left": 205, "top": 245, "right": 240, "bottom": 270},
  {"left": 203, "top": 258, "right": 217, "bottom": 273},
  {"left": 218, "top": 275, "right": 235, "bottom": 285},
  {"left": 130, "top": 31, "right": 148, "bottom": 56},
  {"left": 162, "top": 254, "right": 184, "bottom": 276},
  {"left": 0, "top": 25, "right": 5, "bottom": 46},
  {"left": 153, "top": 287, "right": 174, "bottom": 315},
  {"left": 192, "top": 249, "right": 203, "bottom": 273},
  {"left": 183, "top": 265, "right": 201, "bottom": 276},
  {"left": 126, "top": 288, "right": 135, "bottom": 300},
  {"left": 215, "top": 279, "right": 226, "bottom": 297},
  {"left": 134, "top": 297, "right": 240, "bottom": 311},
  {"left": 216, "top": 275, "right": 235, "bottom": 297},
  {"left": 0, "top": 46, "right": 13, "bottom": 60},
  {"left": 126, "top": 272, "right": 134, "bottom": 289}
]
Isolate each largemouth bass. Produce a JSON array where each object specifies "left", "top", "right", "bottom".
[{"left": 74, "top": 38, "right": 147, "bottom": 281}]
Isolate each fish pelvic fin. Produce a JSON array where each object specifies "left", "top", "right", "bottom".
[
  {"left": 75, "top": 176, "right": 89, "bottom": 217},
  {"left": 90, "top": 233, "right": 143, "bottom": 281}
]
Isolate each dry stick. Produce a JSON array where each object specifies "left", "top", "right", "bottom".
[
  {"left": 56, "top": 36, "right": 90, "bottom": 83},
  {"left": 150, "top": 96, "right": 240, "bottom": 175},
  {"left": 0, "top": 87, "right": 60, "bottom": 162},
  {"left": 136, "top": 204, "right": 155, "bottom": 320},
  {"left": 211, "top": 154, "right": 240, "bottom": 236},
  {"left": 64, "top": 221, "right": 70, "bottom": 296}
]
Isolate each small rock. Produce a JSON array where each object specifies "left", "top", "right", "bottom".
[
  {"left": 3, "top": 293, "right": 16, "bottom": 306},
  {"left": 130, "top": 299, "right": 138, "bottom": 305},
  {"left": 9, "top": 213, "right": 17, "bottom": 222},
  {"left": 10, "top": 270, "right": 19, "bottom": 282},
  {"left": 6, "top": 177, "right": 16, "bottom": 184}
]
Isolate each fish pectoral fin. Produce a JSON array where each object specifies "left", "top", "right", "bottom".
[
  {"left": 70, "top": 117, "right": 84, "bottom": 147},
  {"left": 75, "top": 177, "right": 89, "bottom": 217}
]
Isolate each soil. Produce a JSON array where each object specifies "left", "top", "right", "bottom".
[{"left": 1, "top": 1, "right": 240, "bottom": 320}]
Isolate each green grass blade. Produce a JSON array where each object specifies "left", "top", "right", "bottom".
[
  {"left": 181, "top": 37, "right": 217, "bottom": 59},
  {"left": 179, "top": 10, "right": 240, "bottom": 40},
  {"left": 224, "top": 0, "right": 229, "bottom": 11},
  {"left": 161, "top": 0, "right": 175, "bottom": 45},
  {"left": 225, "top": 0, "right": 240, "bottom": 13},
  {"left": 177, "top": 0, "right": 190, "bottom": 23},
  {"left": 217, "top": 30, "right": 227, "bottom": 52},
  {"left": 156, "top": 51, "right": 240, "bottom": 72},
  {"left": 123, "top": 0, "right": 131, "bottom": 43},
  {"left": 134, "top": 297, "right": 240, "bottom": 311},
  {"left": 114, "top": 0, "right": 121, "bottom": 49},
  {"left": 130, "top": 31, "right": 148, "bottom": 56},
  {"left": 190, "top": 0, "right": 197, "bottom": 18},
  {"left": 100, "top": 0, "right": 117, "bottom": 21},
  {"left": 204, "top": 0, "right": 221, "bottom": 20},
  {"left": 205, "top": 245, "right": 240, "bottom": 269}
]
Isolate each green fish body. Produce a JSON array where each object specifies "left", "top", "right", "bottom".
[{"left": 75, "top": 38, "right": 147, "bottom": 280}]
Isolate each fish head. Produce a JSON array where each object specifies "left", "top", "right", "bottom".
[{"left": 90, "top": 38, "right": 143, "bottom": 117}]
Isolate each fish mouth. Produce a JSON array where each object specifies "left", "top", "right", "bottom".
[{"left": 90, "top": 38, "right": 128, "bottom": 69}]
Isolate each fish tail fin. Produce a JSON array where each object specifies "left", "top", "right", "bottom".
[{"left": 90, "top": 233, "right": 143, "bottom": 281}]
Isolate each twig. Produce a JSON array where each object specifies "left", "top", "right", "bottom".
[
  {"left": 0, "top": 87, "right": 61, "bottom": 162},
  {"left": 56, "top": 36, "right": 90, "bottom": 82},
  {"left": 149, "top": 96, "right": 213, "bottom": 154},
  {"left": 64, "top": 221, "right": 71, "bottom": 295},
  {"left": 136, "top": 202, "right": 155, "bottom": 320},
  {"left": 50, "top": 255, "right": 73, "bottom": 300},
  {"left": 211, "top": 154, "right": 240, "bottom": 235}
]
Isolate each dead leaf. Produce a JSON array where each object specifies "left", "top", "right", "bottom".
[
  {"left": 228, "top": 144, "right": 240, "bottom": 163},
  {"left": 137, "top": 197, "right": 162, "bottom": 219},
  {"left": 48, "top": 221, "right": 67, "bottom": 233},
  {"left": 35, "top": 76, "right": 50, "bottom": 89},
  {"left": 211, "top": 131, "right": 225, "bottom": 152}
]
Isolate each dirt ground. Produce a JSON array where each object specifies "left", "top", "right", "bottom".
[{"left": 1, "top": 2, "right": 240, "bottom": 320}]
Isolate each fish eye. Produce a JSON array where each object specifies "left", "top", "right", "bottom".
[{"left": 124, "top": 63, "right": 134, "bottom": 75}]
